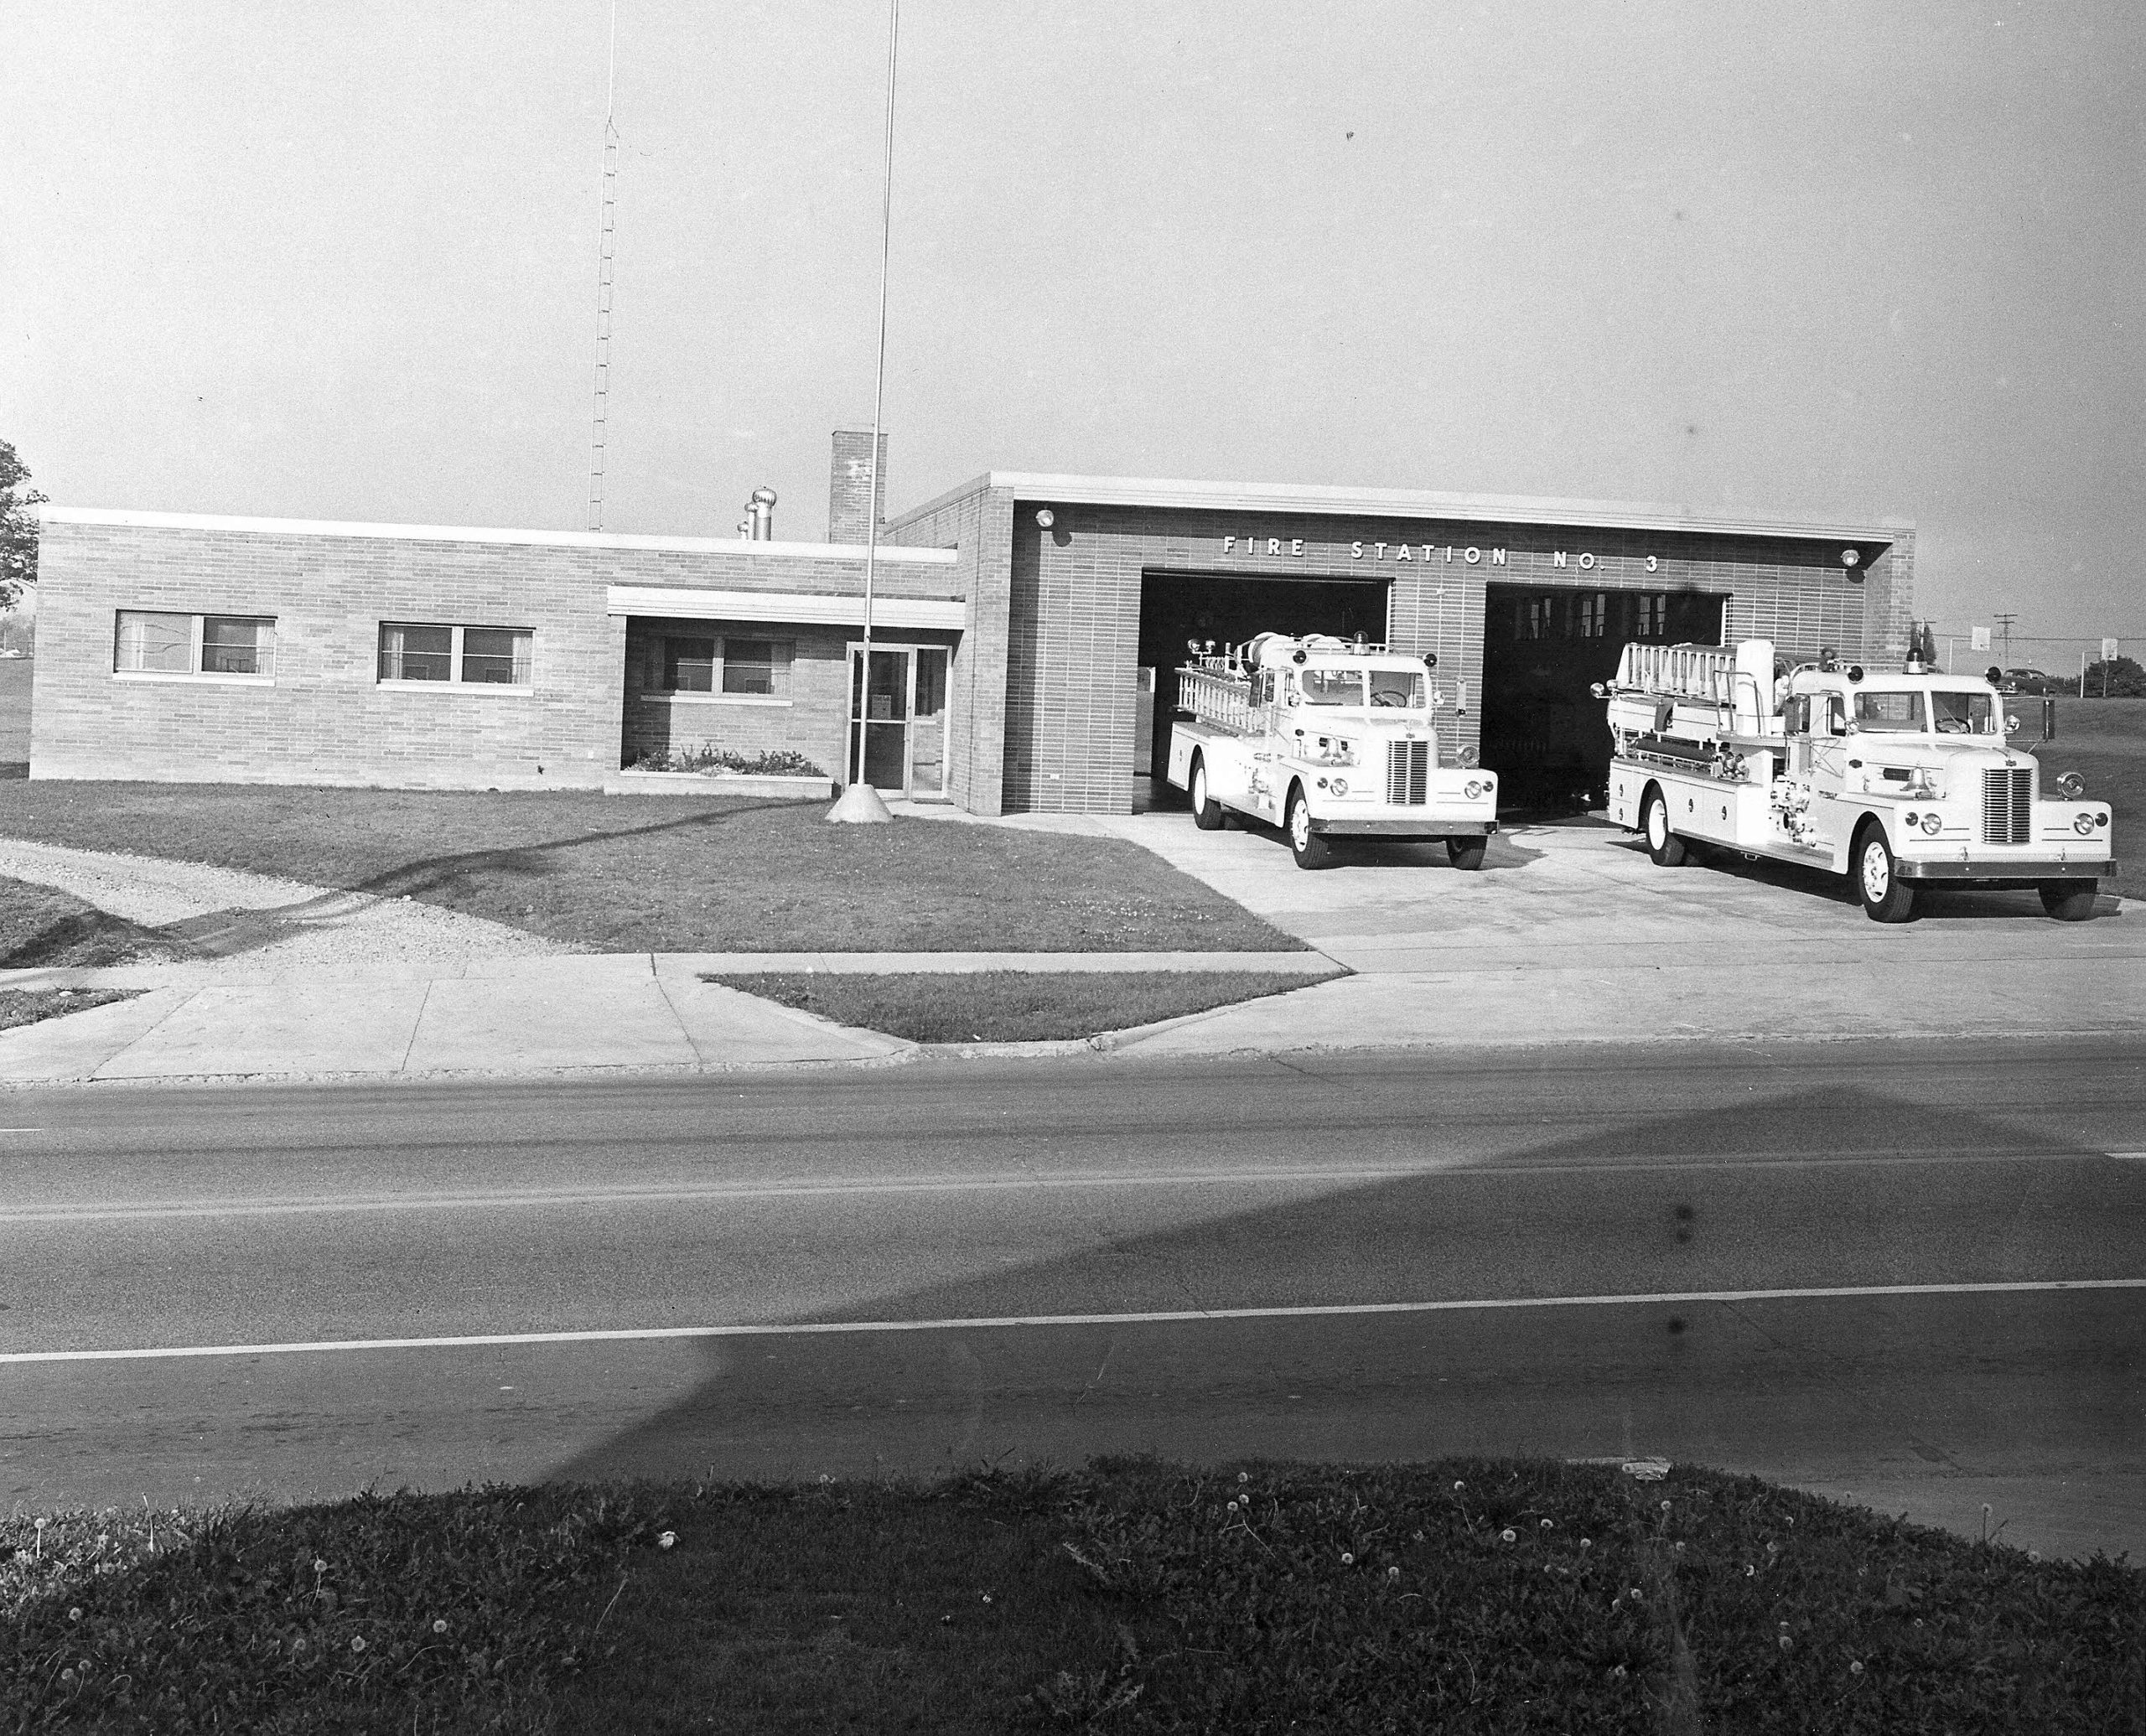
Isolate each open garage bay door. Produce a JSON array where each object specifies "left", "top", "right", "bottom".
[
  {"left": 1480, "top": 583, "right": 1728, "bottom": 811},
  {"left": 1137, "top": 570, "right": 1389, "bottom": 780}
]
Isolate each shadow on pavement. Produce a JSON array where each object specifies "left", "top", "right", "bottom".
[{"left": 541, "top": 1077, "right": 2128, "bottom": 1516}]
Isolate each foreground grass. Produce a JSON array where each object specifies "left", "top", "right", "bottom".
[
  {"left": 0, "top": 987, "right": 141, "bottom": 1031},
  {"left": 4, "top": 1459, "right": 2139, "bottom": 1734},
  {"left": 0, "top": 787, "right": 1299, "bottom": 954},
  {"left": 0, "top": 877, "right": 185, "bottom": 971},
  {"left": 2036, "top": 700, "right": 2144, "bottom": 866},
  {"left": 705, "top": 969, "right": 1330, "bottom": 1043}
]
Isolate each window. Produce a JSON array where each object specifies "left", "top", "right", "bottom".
[
  {"left": 649, "top": 634, "right": 793, "bottom": 701},
  {"left": 1367, "top": 667, "right": 1427, "bottom": 707},
  {"left": 1853, "top": 691, "right": 1926, "bottom": 733},
  {"left": 115, "top": 610, "right": 275, "bottom": 679},
  {"left": 378, "top": 623, "right": 531, "bottom": 687},
  {"left": 1299, "top": 669, "right": 1366, "bottom": 706},
  {"left": 721, "top": 637, "right": 786, "bottom": 697},
  {"left": 662, "top": 636, "right": 717, "bottom": 692}
]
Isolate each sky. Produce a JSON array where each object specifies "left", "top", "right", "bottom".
[{"left": 5, "top": 2, "right": 2142, "bottom": 663}]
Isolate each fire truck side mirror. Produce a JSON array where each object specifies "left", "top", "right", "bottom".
[{"left": 1589, "top": 681, "right": 1608, "bottom": 699}]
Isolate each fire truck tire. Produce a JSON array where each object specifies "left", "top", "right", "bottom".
[
  {"left": 1642, "top": 786, "right": 1687, "bottom": 867},
  {"left": 1287, "top": 789, "right": 1333, "bottom": 869},
  {"left": 1189, "top": 756, "right": 1226, "bottom": 831},
  {"left": 1854, "top": 825, "right": 1916, "bottom": 923},
  {"left": 1446, "top": 837, "right": 1487, "bottom": 871},
  {"left": 2040, "top": 881, "right": 2098, "bottom": 921}
]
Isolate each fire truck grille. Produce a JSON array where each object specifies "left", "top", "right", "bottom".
[
  {"left": 1981, "top": 766, "right": 2032, "bottom": 843},
  {"left": 1386, "top": 738, "right": 1429, "bottom": 806}
]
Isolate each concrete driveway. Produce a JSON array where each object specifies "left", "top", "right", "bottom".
[{"left": 945, "top": 806, "right": 2144, "bottom": 1054}]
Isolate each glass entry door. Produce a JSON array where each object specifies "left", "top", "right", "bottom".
[{"left": 848, "top": 645, "right": 951, "bottom": 796}]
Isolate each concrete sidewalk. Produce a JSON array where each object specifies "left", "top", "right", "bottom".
[{"left": 0, "top": 950, "right": 1339, "bottom": 1085}]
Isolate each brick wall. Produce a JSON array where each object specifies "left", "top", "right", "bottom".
[
  {"left": 31, "top": 517, "right": 962, "bottom": 791},
  {"left": 827, "top": 430, "right": 889, "bottom": 545},
  {"left": 884, "top": 483, "right": 1013, "bottom": 816}
]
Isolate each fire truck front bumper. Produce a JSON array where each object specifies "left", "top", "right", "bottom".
[
  {"left": 1894, "top": 856, "right": 2115, "bottom": 884},
  {"left": 1309, "top": 817, "right": 1500, "bottom": 838}
]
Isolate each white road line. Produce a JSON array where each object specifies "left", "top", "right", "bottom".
[
  {"left": 6, "top": 1277, "right": 2143, "bottom": 1366},
  {"left": 5, "top": 1146, "right": 2128, "bottom": 1225},
  {"left": 2110, "top": 1152, "right": 2146, "bottom": 1161}
]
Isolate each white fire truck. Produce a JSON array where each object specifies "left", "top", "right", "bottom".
[
  {"left": 1598, "top": 640, "right": 2116, "bottom": 921},
  {"left": 1164, "top": 632, "right": 1500, "bottom": 869}
]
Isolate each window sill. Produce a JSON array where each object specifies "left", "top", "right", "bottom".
[
  {"left": 639, "top": 692, "right": 793, "bottom": 707},
  {"left": 113, "top": 670, "right": 274, "bottom": 687},
  {"left": 378, "top": 681, "right": 535, "bottom": 697}
]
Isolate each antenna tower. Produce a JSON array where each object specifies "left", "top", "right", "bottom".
[{"left": 587, "top": 3, "right": 620, "bottom": 531}]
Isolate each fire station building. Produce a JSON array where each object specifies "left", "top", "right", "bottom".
[{"left": 29, "top": 433, "right": 1912, "bottom": 813}]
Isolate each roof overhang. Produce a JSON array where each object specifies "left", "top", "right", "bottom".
[
  {"left": 891, "top": 471, "right": 1904, "bottom": 550},
  {"left": 607, "top": 585, "right": 965, "bottom": 631}
]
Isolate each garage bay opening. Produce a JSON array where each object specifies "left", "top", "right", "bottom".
[
  {"left": 1480, "top": 583, "right": 1728, "bottom": 811},
  {"left": 1137, "top": 570, "right": 1388, "bottom": 792}
]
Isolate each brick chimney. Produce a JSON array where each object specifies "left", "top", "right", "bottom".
[{"left": 828, "top": 429, "right": 889, "bottom": 545}]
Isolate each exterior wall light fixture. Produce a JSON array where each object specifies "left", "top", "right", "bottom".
[{"left": 1035, "top": 509, "right": 1055, "bottom": 528}]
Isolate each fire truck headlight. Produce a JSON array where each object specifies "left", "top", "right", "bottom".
[
  {"left": 1331, "top": 777, "right": 1348, "bottom": 797},
  {"left": 1921, "top": 812, "right": 1943, "bottom": 835},
  {"left": 1464, "top": 780, "right": 1485, "bottom": 800},
  {"left": 2075, "top": 812, "right": 2097, "bottom": 836},
  {"left": 2055, "top": 771, "right": 2086, "bottom": 798}
]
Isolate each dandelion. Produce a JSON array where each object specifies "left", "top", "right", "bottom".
[
  {"left": 68, "top": 1608, "right": 81, "bottom": 1623},
  {"left": 1501, "top": 1528, "right": 1516, "bottom": 1543},
  {"left": 1579, "top": 1538, "right": 1593, "bottom": 1550},
  {"left": 1766, "top": 1542, "right": 1781, "bottom": 1555},
  {"left": 1226, "top": 1500, "right": 1239, "bottom": 1513},
  {"left": 1661, "top": 1500, "right": 1672, "bottom": 1511},
  {"left": 1453, "top": 1480, "right": 1466, "bottom": 1491},
  {"left": 314, "top": 1558, "right": 328, "bottom": 1574},
  {"left": 1745, "top": 1565, "right": 1756, "bottom": 1577},
  {"left": 1341, "top": 1552, "right": 1354, "bottom": 1565},
  {"left": 1628, "top": 1588, "right": 1645, "bottom": 1603},
  {"left": 981, "top": 1593, "right": 992, "bottom": 1604},
  {"left": 1412, "top": 1531, "right": 1425, "bottom": 1542},
  {"left": 1611, "top": 1665, "right": 1626, "bottom": 1679},
  {"left": 2028, "top": 1551, "right": 2041, "bottom": 1563},
  {"left": 292, "top": 1637, "right": 308, "bottom": 1654},
  {"left": 1673, "top": 1541, "right": 1686, "bottom": 1552},
  {"left": 1237, "top": 1471, "right": 1249, "bottom": 1484},
  {"left": 1540, "top": 1518, "right": 1554, "bottom": 1530},
  {"left": 1387, "top": 1566, "right": 1400, "bottom": 1581},
  {"left": 60, "top": 1668, "right": 74, "bottom": 1683},
  {"left": 351, "top": 1635, "right": 367, "bottom": 1654},
  {"left": 657, "top": 1531, "right": 676, "bottom": 1550},
  {"left": 1849, "top": 1660, "right": 1864, "bottom": 1676},
  {"left": 432, "top": 1619, "right": 448, "bottom": 1635},
  {"left": 1778, "top": 1635, "right": 1793, "bottom": 1652}
]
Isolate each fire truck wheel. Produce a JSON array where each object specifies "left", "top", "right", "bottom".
[
  {"left": 1287, "top": 789, "right": 1333, "bottom": 868},
  {"left": 1855, "top": 826, "right": 1916, "bottom": 923},
  {"left": 1642, "top": 787, "right": 1687, "bottom": 867},
  {"left": 1189, "top": 757, "right": 1225, "bottom": 831},
  {"left": 1446, "top": 837, "right": 1487, "bottom": 871},
  {"left": 2040, "top": 881, "right": 2098, "bottom": 921}
]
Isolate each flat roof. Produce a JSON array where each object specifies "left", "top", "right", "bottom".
[
  {"left": 892, "top": 471, "right": 1905, "bottom": 547},
  {"left": 38, "top": 506, "right": 960, "bottom": 565}
]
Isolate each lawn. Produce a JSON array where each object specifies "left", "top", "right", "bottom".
[
  {"left": 0, "top": 785, "right": 1301, "bottom": 954},
  {"left": 0, "top": 877, "right": 188, "bottom": 970},
  {"left": 0, "top": 655, "right": 28, "bottom": 772},
  {"left": 705, "top": 968, "right": 1333, "bottom": 1044},
  {"left": 3, "top": 1459, "right": 2137, "bottom": 1733},
  {"left": 0, "top": 986, "right": 141, "bottom": 1030}
]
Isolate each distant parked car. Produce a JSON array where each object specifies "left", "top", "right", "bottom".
[{"left": 1997, "top": 667, "right": 2054, "bottom": 695}]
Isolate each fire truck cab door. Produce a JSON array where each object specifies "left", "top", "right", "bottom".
[{"left": 1808, "top": 692, "right": 1849, "bottom": 789}]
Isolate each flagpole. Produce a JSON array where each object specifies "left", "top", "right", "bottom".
[{"left": 832, "top": 0, "right": 900, "bottom": 823}]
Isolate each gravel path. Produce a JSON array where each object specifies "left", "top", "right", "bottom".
[{"left": 0, "top": 838, "right": 576, "bottom": 977}]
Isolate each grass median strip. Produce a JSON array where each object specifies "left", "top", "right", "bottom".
[
  {"left": 0, "top": 785, "right": 1301, "bottom": 954},
  {"left": 0, "top": 987, "right": 143, "bottom": 1032},
  {"left": 0, "top": 877, "right": 186, "bottom": 971},
  {"left": 703, "top": 968, "right": 1332, "bottom": 1043},
  {"left": 3, "top": 1458, "right": 2137, "bottom": 1733}
]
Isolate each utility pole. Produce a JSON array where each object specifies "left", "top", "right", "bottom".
[{"left": 1993, "top": 613, "right": 2017, "bottom": 670}]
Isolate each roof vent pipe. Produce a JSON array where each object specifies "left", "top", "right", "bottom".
[{"left": 749, "top": 486, "right": 778, "bottom": 541}]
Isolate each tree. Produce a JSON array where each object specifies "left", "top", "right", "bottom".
[
  {"left": 0, "top": 439, "right": 45, "bottom": 610},
  {"left": 2081, "top": 655, "right": 2145, "bottom": 699}
]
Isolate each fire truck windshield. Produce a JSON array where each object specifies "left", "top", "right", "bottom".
[
  {"left": 1299, "top": 669, "right": 1366, "bottom": 706},
  {"left": 1367, "top": 668, "right": 1428, "bottom": 708},
  {"left": 1853, "top": 690, "right": 1926, "bottom": 733},
  {"left": 1931, "top": 691, "right": 1998, "bottom": 735}
]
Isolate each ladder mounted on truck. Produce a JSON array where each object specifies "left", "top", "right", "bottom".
[{"left": 1599, "top": 640, "right": 1780, "bottom": 741}]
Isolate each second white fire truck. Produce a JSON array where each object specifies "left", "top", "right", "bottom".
[
  {"left": 1164, "top": 632, "right": 1501, "bottom": 868},
  {"left": 1598, "top": 639, "right": 2115, "bottom": 920}
]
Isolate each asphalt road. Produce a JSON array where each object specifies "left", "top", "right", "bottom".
[{"left": 3, "top": 1036, "right": 2142, "bottom": 1561}]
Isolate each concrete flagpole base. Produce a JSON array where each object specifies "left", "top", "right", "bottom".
[{"left": 827, "top": 782, "right": 894, "bottom": 824}]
